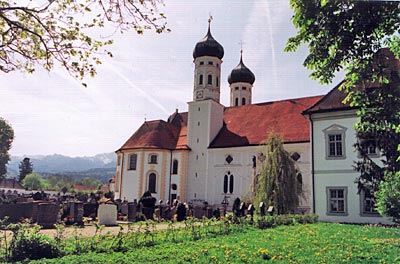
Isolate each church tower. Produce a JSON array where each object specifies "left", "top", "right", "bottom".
[
  {"left": 192, "top": 20, "right": 224, "bottom": 103},
  {"left": 228, "top": 50, "right": 255, "bottom": 106},
  {"left": 186, "top": 20, "right": 225, "bottom": 202}
]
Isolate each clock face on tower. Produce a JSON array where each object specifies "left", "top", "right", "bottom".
[{"left": 196, "top": 90, "right": 203, "bottom": 99}]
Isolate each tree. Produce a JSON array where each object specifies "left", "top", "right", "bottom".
[
  {"left": 18, "top": 157, "right": 33, "bottom": 182},
  {"left": 0, "top": 0, "right": 168, "bottom": 83},
  {"left": 255, "top": 133, "right": 301, "bottom": 214},
  {"left": 22, "top": 173, "right": 49, "bottom": 191},
  {"left": 286, "top": 1, "right": 400, "bottom": 221},
  {"left": 0, "top": 117, "right": 14, "bottom": 180}
]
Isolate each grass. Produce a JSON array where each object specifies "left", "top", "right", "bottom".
[{"left": 28, "top": 222, "right": 400, "bottom": 264}]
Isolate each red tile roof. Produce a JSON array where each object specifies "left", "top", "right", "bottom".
[
  {"left": 210, "top": 96, "right": 323, "bottom": 148},
  {"left": 118, "top": 112, "right": 189, "bottom": 151},
  {"left": 119, "top": 96, "right": 322, "bottom": 151},
  {"left": 302, "top": 82, "right": 351, "bottom": 114},
  {"left": 72, "top": 184, "right": 109, "bottom": 192}
]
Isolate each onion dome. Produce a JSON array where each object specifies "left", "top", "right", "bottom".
[
  {"left": 228, "top": 52, "right": 255, "bottom": 85},
  {"left": 193, "top": 23, "right": 224, "bottom": 60}
]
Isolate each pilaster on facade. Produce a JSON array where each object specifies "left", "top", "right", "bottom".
[{"left": 138, "top": 150, "right": 145, "bottom": 198}]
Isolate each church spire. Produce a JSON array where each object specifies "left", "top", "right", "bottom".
[
  {"left": 228, "top": 49, "right": 255, "bottom": 107},
  {"left": 192, "top": 19, "right": 224, "bottom": 102}
]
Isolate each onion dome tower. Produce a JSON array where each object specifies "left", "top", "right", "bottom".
[
  {"left": 228, "top": 50, "right": 255, "bottom": 106},
  {"left": 192, "top": 19, "right": 224, "bottom": 103}
]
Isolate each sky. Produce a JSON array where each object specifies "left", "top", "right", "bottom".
[{"left": 0, "top": 0, "right": 343, "bottom": 157}]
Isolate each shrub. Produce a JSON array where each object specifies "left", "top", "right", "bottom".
[
  {"left": 256, "top": 216, "right": 275, "bottom": 229},
  {"left": 9, "top": 224, "right": 62, "bottom": 261}
]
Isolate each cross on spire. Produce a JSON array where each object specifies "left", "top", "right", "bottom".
[
  {"left": 208, "top": 13, "right": 213, "bottom": 24},
  {"left": 239, "top": 40, "right": 245, "bottom": 53}
]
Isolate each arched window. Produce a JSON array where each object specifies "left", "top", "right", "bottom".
[
  {"left": 223, "top": 172, "right": 234, "bottom": 194},
  {"left": 149, "top": 154, "right": 158, "bottom": 164},
  {"left": 207, "top": 74, "right": 212, "bottom": 85},
  {"left": 297, "top": 173, "right": 303, "bottom": 193},
  {"left": 172, "top": 160, "right": 178, "bottom": 174},
  {"left": 229, "top": 175, "right": 234, "bottom": 194},
  {"left": 223, "top": 175, "right": 228, "bottom": 194},
  {"left": 235, "top": 98, "right": 239, "bottom": 106},
  {"left": 148, "top": 173, "right": 157, "bottom": 193},
  {"left": 199, "top": 74, "right": 203, "bottom": 85},
  {"left": 242, "top": 97, "right": 246, "bottom": 105}
]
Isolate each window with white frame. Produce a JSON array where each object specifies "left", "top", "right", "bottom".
[
  {"left": 360, "top": 189, "right": 379, "bottom": 216},
  {"left": 323, "top": 124, "right": 347, "bottom": 159},
  {"left": 326, "top": 187, "right": 347, "bottom": 215}
]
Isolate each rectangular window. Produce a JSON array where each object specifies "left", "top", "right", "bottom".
[
  {"left": 328, "top": 134, "right": 343, "bottom": 157},
  {"left": 327, "top": 187, "right": 347, "bottom": 215},
  {"left": 129, "top": 154, "right": 137, "bottom": 170},
  {"left": 360, "top": 139, "right": 378, "bottom": 155},
  {"left": 361, "top": 190, "right": 379, "bottom": 216}
]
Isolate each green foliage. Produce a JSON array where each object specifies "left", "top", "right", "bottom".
[
  {"left": 7, "top": 223, "right": 61, "bottom": 262},
  {"left": 18, "top": 157, "right": 33, "bottom": 182},
  {"left": 255, "top": 133, "right": 300, "bottom": 214},
  {"left": 375, "top": 171, "right": 400, "bottom": 223},
  {"left": 0, "top": 0, "right": 169, "bottom": 80},
  {"left": 287, "top": 0, "right": 400, "bottom": 86},
  {"left": 21, "top": 223, "right": 400, "bottom": 264},
  {"left": 0, "top": 118, "right": 14, "bottom": 180},
  {"left": 22, "top": 172, "right": 49, "bottom": 190}
]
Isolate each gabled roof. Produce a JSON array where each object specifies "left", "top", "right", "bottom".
[
  {"left": 210, "top": 96, "right": 323, "bottom": 148},
  {"left": 0, "top": 178, "right": 24, "bottom": 189},
  {"left": 118, "top": 112, "right": 189, "bottom": 151},
  {"left": 302, "top": 82, "right": 352, "bottom": 114}
]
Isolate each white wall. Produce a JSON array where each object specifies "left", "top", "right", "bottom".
[
  {"left": 206, "top": 142, "right": 312, "bottom": 210},
  {"left": 312, "top": 110, "right": 392, "bottom": 224}
]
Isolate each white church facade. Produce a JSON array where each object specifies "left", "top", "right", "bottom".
[{"left": 111, "top": 24, "right": 396, "bottom": 224}]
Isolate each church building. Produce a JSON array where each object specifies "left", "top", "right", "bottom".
[{"left": 111, "top": 22, "right": 320, "bottom": 212}]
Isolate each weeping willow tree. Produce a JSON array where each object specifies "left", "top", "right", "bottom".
[{"left": 254, "top": 133, "right": 300, "bottom": 214}]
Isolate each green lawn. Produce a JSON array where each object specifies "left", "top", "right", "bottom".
[{"left": 30, "top": 222, "right": 399, "bottom": 264}]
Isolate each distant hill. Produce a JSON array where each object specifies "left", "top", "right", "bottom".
[
  {"left": 40, "top": 168, "right": 116, "bottom": 184},
  {"left": 7, "top": 152, "right": 117, "bottom": 175}
]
